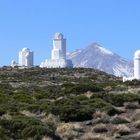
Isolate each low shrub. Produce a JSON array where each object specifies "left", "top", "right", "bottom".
[
  {"left": 48, "top": 96, "right": 112, "bottom": 122},
  {"left": 13, "top": 92, "right": 33, "bottom": 104},
  {"left": 0, "top": 116, "right": 56, "bottom": 139},
  {"left": 21, "top": 125, "right": 54, "bottom": 140},
  {"left": 25, "top": 104, "right": 40, "bottom": 113},
  {"left": 0, "top": 105, "right": 7, "bottom": 116},
  {"left": 0, "top": 128, "right": 10, "bottom": 139},
  {"left": 93, "top": 124, "right": 108, "bottom": 133},
  {"left": 111, "top": 115, "right": 130, "bottom": 124},
  {"left": 124, "top": 102, "right": 139, "bottom": 109},
  {"left": 91, "top": 93, "right": 140, "bottom": 106},
  {"left": 62, "top": 83, "right": 104, "bottom": 95},
  {"left": 33, "top": 92, "right": 46, "bottom": 100}
]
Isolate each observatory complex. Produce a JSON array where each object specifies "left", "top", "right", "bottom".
[
  {"left": 123, "top": 50, "right": 140, "bottom": 82},
  {"left": 134, "top": 50, "right": 140, "bottom": 80},
  {"left": 11, "top": 48, "right": 34, "bottom": 68},
  {"left": 19, "top": 48, "right": 34, "bottom": 67},
  {"left": 40, "top": 33, "right": 73, "bottom": 68}
]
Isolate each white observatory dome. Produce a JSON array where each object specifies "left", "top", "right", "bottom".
[
  {"left": 11, "top": 60, "right": 16, "bottom": 64},
  {"left": 134, "top": 50, "right": 140, "bottom": 59},
  {"left": 54, "top": 32, "right": 63, "bottom": 39},
  {"left": 22, "top": 48, "right": 30, "bottom": 52}
]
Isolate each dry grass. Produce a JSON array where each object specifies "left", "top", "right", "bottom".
[
  {"left": 42, "top": 136, "right": 52, "bottom": 140},
  {"left": 84, "top": 91, "right": 94, "bottom": 98},
  {"left": 56, "top": 122, "right": 82, "bottom": 133},
  {"left": 81, "top": 132, "right": 111, "bottom": 140},
  {"left": 113, "top": 106, "right": 126, "bottom": 114},
  {"left": 56, "top": 123, "right": 82, "bottom": 140},
  {"left": 133, "top": 120, "right": 140, "bottom": 129},
  {"left": 93, "top": 111, "right": 107, "bottom": 119},
  {"left": 1, "top": 113, "right": 12, "bottom": 120},
  {"left": 132, "top": 109, "right": 140, "bottom": 121},
  {"left": 41, "top": 114, "right": 60, "bottom": 125},
  {"left": 136, "top": 132, "right": 140, "bottom": 138},
  {"left": 92, "top": 111, "right": 110, "bottom": 124},
  {"left": 113, "top": 124, "right": 131, "bottom": 136},
  {"left": 20, "top": 110, "right": 36, "bottom": 117}
]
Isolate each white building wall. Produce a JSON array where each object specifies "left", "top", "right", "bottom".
[
  {"left": 40, "top": 33, "right": 73, "bottom": 68},
  {"left": 19, "top": 48, "right": 34, "bottom": 67},
  {"left": 134, "top": 58, "right": 140, "bottom": 80},
  {"left": 123, "top": 77, "right": 135, "bottom": 82},
  {"left": 52, "top": 34, "right": 66, "bottom": 60},
  {"left": 19, "top": 51, "right": 22, "bottom": 66},
  {"left": 123, "top": 50, "right": 140, "bottom": 82},
  {"left": 40, "top": 59, "right": 72, "bottom": 68}
]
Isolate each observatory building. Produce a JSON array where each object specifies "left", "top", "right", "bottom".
[
  {"left": 19, "top": 48, "right": 34, "bottom": 67},
  {"left": 40, "top": 33, "right": 73, "bottom": 68},
  {"left": 134, "top": 50, "right": 140, "bottom": 80},
  {"left": 123, "top": 50, "right": 140, "bottom": 82}
]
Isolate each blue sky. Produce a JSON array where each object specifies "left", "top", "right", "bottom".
[{"left": 0, "top": 0, "right": 140, "bottom": 66}]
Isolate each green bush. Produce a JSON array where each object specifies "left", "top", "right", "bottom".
[
  {"left": 91, "top": 93, "right": 140, "bottom": 106},
  {"left": 0, "top": 128, "right": 10, "bottom": 140},
  {"left": 0, "top": 116, "right": 56, "bottom": 139},
  {"left": 48, "top": 96, "right": 112, "bottom": 122},
  {"left": 0, "top": 94, "right": 9, "bottom": 103},
  {"left": 22, "top": 125, "right": 54, "bottom": 140},
  {"left": 111, "top": 116, "right": 130, "bottom": 124},
  {"left": 63, "top": 83, "right": 104, "bottom": 95},
  {"left": 33, "top": 92, "right": 46, "bottom": 100},
  {"left": 0, "top": 105, "right": 8, "bottom": 116},
  {"left": 124, "top": 79, "right": 140, "bottom": 86},
  {"left": 0, "top": 83, "right": 14, "bottom": 95},
  {"left": 13, "top": 92, "right": 33, "bottom": 104}
]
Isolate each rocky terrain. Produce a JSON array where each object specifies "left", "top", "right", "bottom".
[{"left": 0, "top": 67, "right": 140, "bottom": 140}]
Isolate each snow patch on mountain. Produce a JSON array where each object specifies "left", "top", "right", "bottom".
[
  {"left": 98, "top": 46, "right": 114, "bottom": 55},
  {"left": 67, "top": 43, "right": 133, "bottom": 77}
]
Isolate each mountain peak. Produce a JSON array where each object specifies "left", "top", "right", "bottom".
[
  {"left": 67, "top": 43, "right": 133, "bottom": 77},
  {"left": 87, "top": 43, "right": 114, "bottom": 56}
]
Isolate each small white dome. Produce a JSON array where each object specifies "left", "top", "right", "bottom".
[
  {"left": 135, "top": 50, "right": 140, "bottom": 59},
  {"left": 11, "top": 60, "right": 16, "bottom": 64},
  {"left": 22, "top": 48, "right": 30, "bottom": 52},
  {"left": 54, "top": 32, "right": 63, "bottom": 39}
]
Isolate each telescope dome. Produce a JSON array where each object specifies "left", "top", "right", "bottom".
[
  {"left": 22, "top": 48, "right": 30, "bottom": 52},
  {"left": 54, "top": 32, "right": 63, "bottom": 39},
  {"left": 135, "top": 50, "right": 140, "bottom": 59}
]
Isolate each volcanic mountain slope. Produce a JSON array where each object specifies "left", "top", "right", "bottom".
[{"left": 67, "top": 43, "right": 133, "bottom": 77}]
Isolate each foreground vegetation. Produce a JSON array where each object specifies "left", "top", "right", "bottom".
[{"left": 0, "top": 67, "right": 140, "bottom": 139}]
